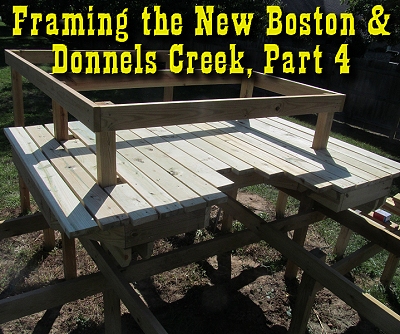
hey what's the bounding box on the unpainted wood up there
[381,253,400,287]
[288,248,326,334]
[99,94,345,131]
[334,226,353,258]
[285,198,314,279]
[52,100,69,141]
[0,213,48,240]
[43,228,56,251]
[5,50,98,131]
[62,232,77,280]
[96,131,117,188]
[80,238,168,334]
[312,112,335,150]
[276,191,288,220]
[103,288,121,334]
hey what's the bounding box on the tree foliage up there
[345,0,400,45]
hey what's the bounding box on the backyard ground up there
[0,189,394,334]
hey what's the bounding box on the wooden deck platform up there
[5,117,400,241]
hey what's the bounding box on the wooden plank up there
[208,120,343,192]
[122,128,228,203]
[5,50,99,131]
[316,205,400,257]
[62,232,77,280]
[383,196,400,216]
[288,248,326,334]
[12,49,55,64]
[271,117,400,176]
[130,127,233,191]
[260,117,392,181]
[179,123,283,180]
[11,68,31,213]
[334,226,353,258]
[285,198,314,279]
[59,70,241,91]
[240,76,254,98]
[105,184,158,226]
[80,238,168,334]
[150,126,231,173]
[381,253,400,287]
[43,228,56,251]
[0,213,49,240]
[253,71,340,96]
[124,209,209,247]
[103,289,121,334]
[68,121,184,218]
[11,148,60,229]
[52,100,69,141]
[26,125,128,230]
[116,134,208,211]
[227,119,368,190]
[220,197,400,334]
[96,131,117,187]
[58,134,158,226]
[276,191,288,219]
[312,111,335,150]
[5,127,99,237]
[99,94,345,131]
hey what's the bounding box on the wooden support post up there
[96,131,117,188]
[240,76,254,98]
[43,228,56,252]
[381,253,400,288]
[104,288,121,334]
[288,248,327,334]
[163,87,174,101]
[11,68,30,213]
[62,233,77,280]
[276,191,288,219]
[334,226,353,259]
[80,238,168,334]
[52,100,69,141]
[285,198,314,279]
[217,188,238,281]
[312,111,335,150]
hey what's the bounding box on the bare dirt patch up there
[0,192,381,333]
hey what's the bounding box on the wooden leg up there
[285,198,314,279]
[217,188,238,281]
[276,191,288,219]
[381,253,400,288]
[104,288,121,334]
[334,226,353,259]
[62,233,77,280]
[43,228,56,251]
[18,176,30,214]
[288,248,326,334]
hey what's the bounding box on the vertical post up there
[11,68,30,213]
[96,131,117,188]
[62,232,77,280]
[217,188,238,281]
[52,100,69,141]
[276,191,288,219]
[381,253,399,288]
[104,288,121,334]
[333,226,353,259]
[288,248,326,334]
[312,112,334,150]
[240,76,254,98]
[163,58,174,101]
[43,228,56,251]
[285,198,314,279]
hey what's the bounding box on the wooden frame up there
[4,49,400,333]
